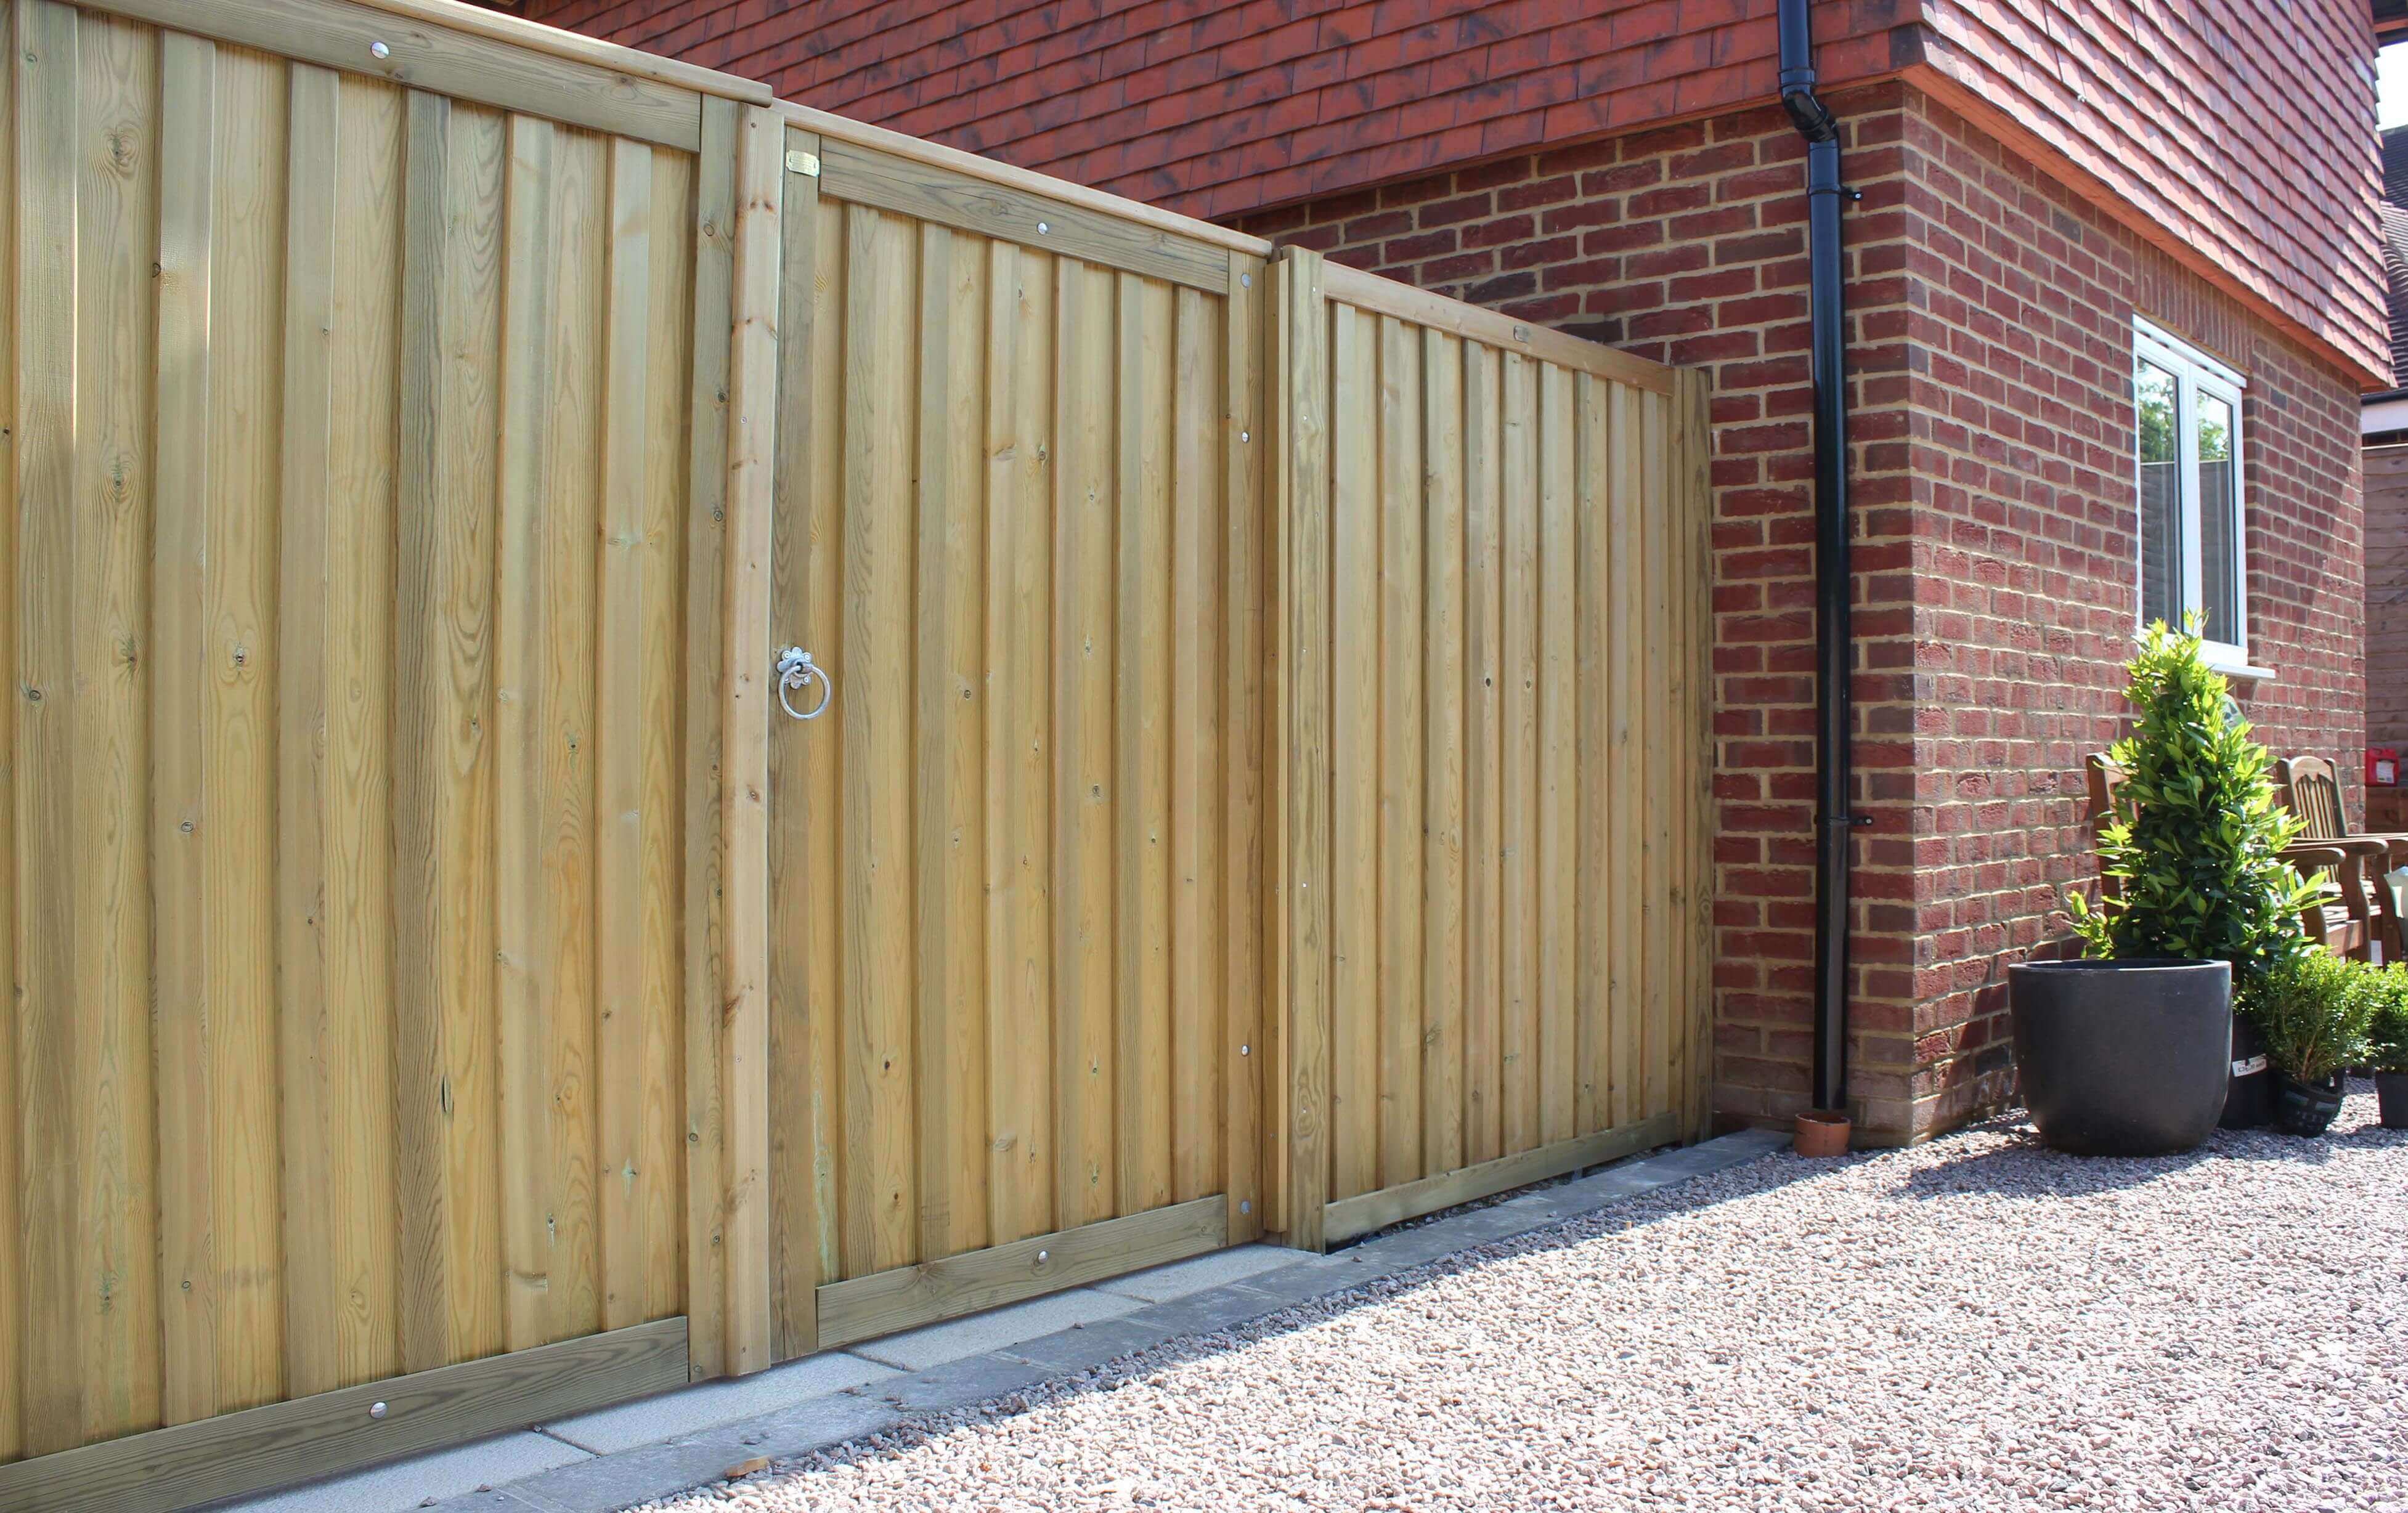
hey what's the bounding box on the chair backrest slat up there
[2277,755,2346,841]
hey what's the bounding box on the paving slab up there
[213,1429,587,1513]
[1090,1243,1300,1303]
[846,1286,1145,1372]
[541,1350,898,1453]
[877,1350,1059,1414]
[396,1132,1784,1513]
[447,1437,773,1513]
[992,1312,1186,1375]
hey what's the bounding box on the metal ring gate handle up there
[775,647,832,721]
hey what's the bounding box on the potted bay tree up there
[2018,622,2322,1156]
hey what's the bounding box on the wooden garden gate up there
[755,109,1271,1362]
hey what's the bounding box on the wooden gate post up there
[1266,247,1330,1252]
[718,100,785,1378]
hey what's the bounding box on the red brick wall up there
[2369,446,2408,756]
[512,0,2386,386]
[513,0,1914,222]
[1235,80,2367,1140]
[1891,92,2366,1135]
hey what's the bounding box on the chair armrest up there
[2353,832,2408,870]
[2321,836,2396,863]
[2281,844,2353,894]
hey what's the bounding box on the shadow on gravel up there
[779,1145,1824,1482]
[1892,1086,2402,1201]
[1892,1129,2222,1200]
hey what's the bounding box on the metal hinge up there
[784,149,820,177]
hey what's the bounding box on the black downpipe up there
[1778,0,1857,1119]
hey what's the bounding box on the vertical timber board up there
[394,83,508,1378]
[1653,379,1688,1136]
[1326,303,1375,1206]
[1605,384,1642,1134]
[765,124,822,1361]
[492,110,559,1359]
[595,129,690,1336]
[319,70,406,1387]
[150,20,216,1435]
[1460,342,1503,1168]
[797,190,845,1288]
[1572,375,1611,1140]
[1373,314,1423,1195]
[1113,271,1173,1220]
[1535,363,1575,1148]
[275,57,344,1400]
[982,235,1056,1251]
[203,37,292,1416]
[17,0,86,1453]
[1051,256,1113,1233]
[594,132,655,1337]
[635,142,697,1328]
[681,93,736,1381]
[1168,281,1223,1209]
[839,200,916,1280]
[78,3,165,1446]
[1222,252,1265,1243]
[914,219,991,1267]
[1641,389,1672,1122]
[0,0,25,1462]
[1260,254,1294,1239]
[1274,248,1328,1252]
[719,101,783,1379]
[1420,331,1466,1179]
[1684,370,1717,1142]
[1497,352,1537,1159]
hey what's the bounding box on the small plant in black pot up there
[2019,623,2322,1156]
[2362,965,2408,1130]
[2250,953,2374,1138]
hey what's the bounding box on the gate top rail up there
[1316,259,1679,395]
[777,99,1275,261]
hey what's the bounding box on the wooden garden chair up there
[2086,755,2370,960]
[2274,754,2408,960]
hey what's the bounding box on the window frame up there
[2131,317,2256,676]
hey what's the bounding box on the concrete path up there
[208,1129,1784,1513]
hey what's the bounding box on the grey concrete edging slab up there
[394,1127,1788,1513]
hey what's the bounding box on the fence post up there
[1267,248,1330,1251]
[718,101,784,1377]
[1682,368,1718,1145]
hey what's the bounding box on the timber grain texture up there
[814,1197,1227,1349]
[1271,257,1713,1249]
[0,0,1710,1496]
[0,1320,688,1513]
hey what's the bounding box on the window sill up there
[2201,652,2277,683]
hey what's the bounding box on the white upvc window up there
[2133,317,2258,676]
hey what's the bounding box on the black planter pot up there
[2273,1073,2346,1138]
[2379,1072,2408,1131]
[2010,959,2232,1156]
[2219,1015,2274,1130]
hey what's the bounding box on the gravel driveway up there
[656,1084,2407,1512]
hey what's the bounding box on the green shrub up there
[2067,619,2321,996]
[2253,953,2376,1083]
[2364,965,2408,1075]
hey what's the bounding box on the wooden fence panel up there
[0,0,722,1477]
[1272,254,1714,1249]
[0,1,1716,1493]
[763,126,1267,1355]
